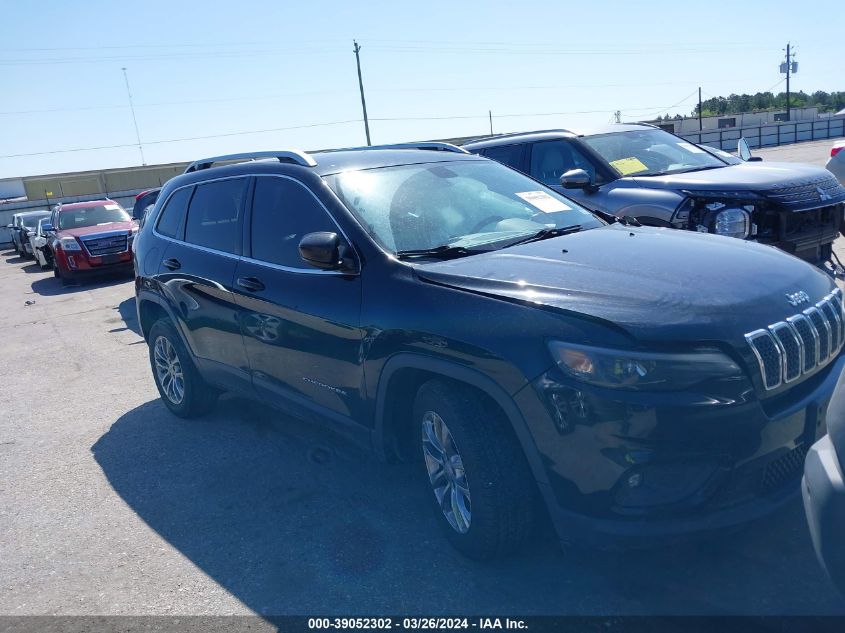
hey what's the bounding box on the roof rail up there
[324,142,469,154]
[460,129,574,145]
[183,150,316,174]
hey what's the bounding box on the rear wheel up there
[148,318,218,418]
[414,379,537,559]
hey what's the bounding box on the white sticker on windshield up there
[677,142,705,154]
[515,191,571,213]
[104,204,121,210]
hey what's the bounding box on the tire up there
[148,318,219,418]
[55,263,73,285]
[414,379,537,559]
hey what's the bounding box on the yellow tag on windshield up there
[609,157,648,176]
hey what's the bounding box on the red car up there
[45,199,137,283]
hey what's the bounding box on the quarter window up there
[156,187,192,239]
[250,177,337,268]
[185,178,247,254]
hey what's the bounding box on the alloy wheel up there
[153,335,185,405]
[421,410,472,534]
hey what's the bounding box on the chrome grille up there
[81,232,129,256]
[746,288,843,390]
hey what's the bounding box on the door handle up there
[163,258,181,271]
[237,277,265,292]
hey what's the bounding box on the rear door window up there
[185,178,248,254]
[480,144,525,170]
[249,177,337,268]
[156,187,193,238]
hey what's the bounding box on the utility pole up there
[352,40,371,146]
[121,67,146,165]
[489,110,493,135]
[780,43,797,122]
[698,87,703,131]
[785,43,791,122]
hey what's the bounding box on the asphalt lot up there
[755,138,837,166]
[2,140,845,617]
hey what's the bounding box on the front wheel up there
[148,318,218,418]
[414,380,538,559]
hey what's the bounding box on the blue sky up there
[0,0,841,178]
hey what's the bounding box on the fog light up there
[627,473,643,488]
[67,255,77,269]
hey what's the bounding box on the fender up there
[373,352,550,487]
[135,286,184,343]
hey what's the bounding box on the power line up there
[0,79,765,117]
[0,119,362,159]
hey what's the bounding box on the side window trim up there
[242,173,359,275]
[154,175,248,256]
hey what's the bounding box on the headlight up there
[713,208,750,239]
[58,236,82,251]
[548,342,742,391]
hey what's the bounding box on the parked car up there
[29,218,54,270]
[804,378,845,596]
[16,210,50,259]
[44,199,136,284]
[6,213,23,253]
[462,124,845,269]
[134,146,844,559]
[132,188,161,222]
[827,140,845,187]
[7,211,49,256]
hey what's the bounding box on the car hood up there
[414,224,834,343]
[58,221,135,238]
[632,162,838,192]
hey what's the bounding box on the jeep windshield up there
[583,129,729,177]
[325,159,603,257]
[58,204,130,229]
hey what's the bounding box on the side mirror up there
[560,168,594,191]
[299,232,350,271]
[41,223,54,233]
[737,138,762,162]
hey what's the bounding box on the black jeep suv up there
[462,125,845,268]
[134,145,845,559]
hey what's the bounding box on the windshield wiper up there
[504,224,583,248]
[395,244,476,260]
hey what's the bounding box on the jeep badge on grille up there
[786,290,811,307]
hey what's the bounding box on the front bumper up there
[515,354,845,547]
[56,248,133,276]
